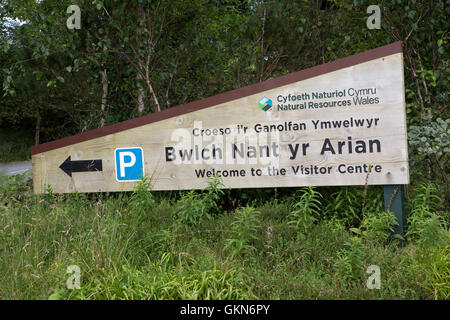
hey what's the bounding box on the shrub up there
[351,211,398,244]
[333,238,366,286]
[288,187,322,237]
[225,206,261,256]
[323,186,384,227]
[175,190,213,233]
[323,187,363,226]
[174,176,224,234]
[129,175,156,216]
[407,183,448,248]
[409,116,449,159]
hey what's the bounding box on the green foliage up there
[225,206,260,256]
[418,245,450,300]
[174,190,213,233]
[1,0,449,299]
[174,176,224,233]
[0,127,33,162]
[407,244,450,300]
[2,0,447,149]
[203,175,225,213]
[409,117,449,181]
[0,170,32,201]
[333,238,366,285]
[62,253,251,300]
[408,214,448,249]
[410,183,443,212]
[129,175,156,216]
[407,184,448,249]
[323,187,363,226]
[323,186,384,227]
[1,176,449,300]
[288,187,322,236]
[351,211,398,244]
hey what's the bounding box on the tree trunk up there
[144,74,161,112]
[101,68,108,127]
[259,6,266,83]
[35,105,40,145]
[144,55,161,112]
[137,72,145,113]
[100,42,108,127]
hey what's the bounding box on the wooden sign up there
[31,42,409,194]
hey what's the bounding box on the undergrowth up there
[0,174,448,300]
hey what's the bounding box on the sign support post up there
[383,185,406,244]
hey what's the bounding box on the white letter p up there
[119,152,136,177]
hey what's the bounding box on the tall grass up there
[0,174,448,300]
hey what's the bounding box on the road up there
[0,161,32,179]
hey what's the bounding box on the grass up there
[0,174,448,300]
[0,127,34,163]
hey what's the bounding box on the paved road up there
[0,161,32,179]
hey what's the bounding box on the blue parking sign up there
[115,147,144,181]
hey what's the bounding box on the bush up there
[225,206,261,256]
[129,175,156,216]
[288,187,322,237]
[351,211,398,244]
[407,183,448,248]
[0,168,448,300]
[333,238,366,286]
[174,176,224,234]
[323,186,384,227]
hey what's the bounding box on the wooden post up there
[384,185,406,243]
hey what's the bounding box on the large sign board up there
[31,42,409,194]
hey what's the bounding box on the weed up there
[407,183,448,248]
[350,211,398,244]
[225,206,260,256]
[174,176,224,234]
[288,187,322,238]
[0,170,448,300]
[333,238,366,286]
[60,253,252,300]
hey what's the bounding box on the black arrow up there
[59,156,103,177]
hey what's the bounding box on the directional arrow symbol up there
[59,156,103,177]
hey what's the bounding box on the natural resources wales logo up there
[258,97,272,111]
